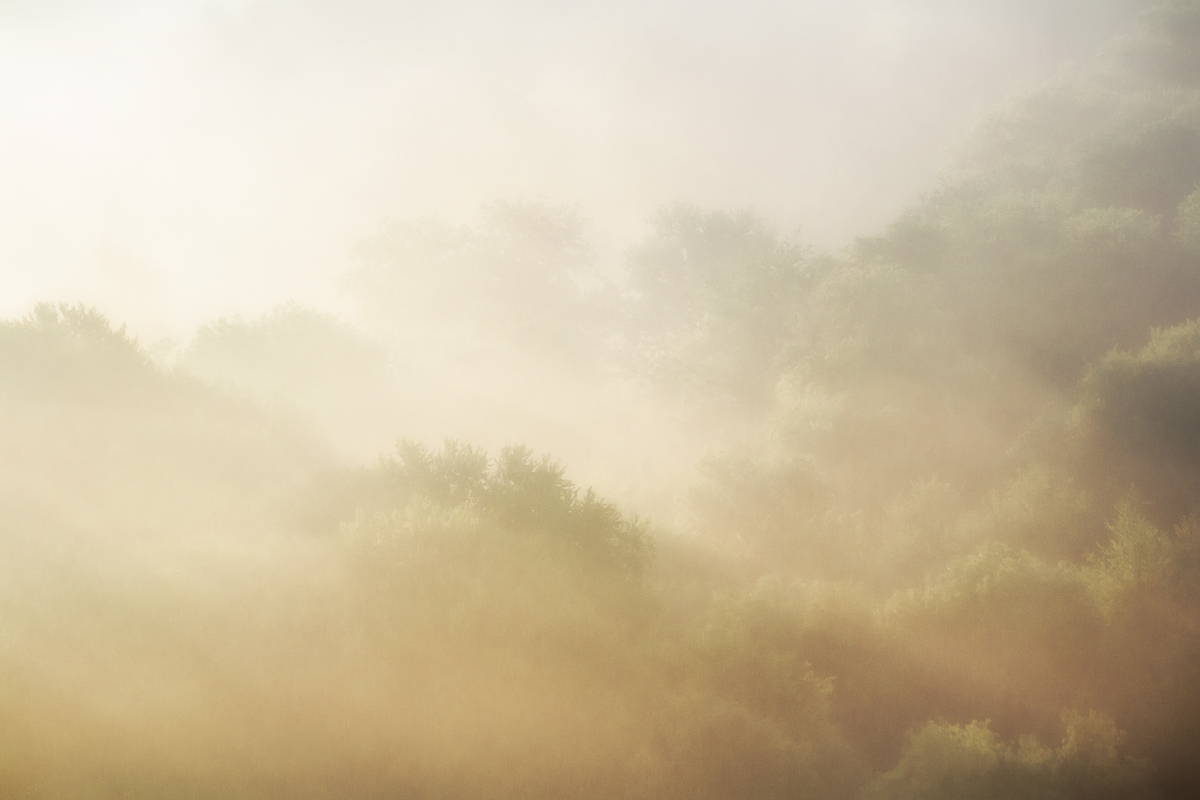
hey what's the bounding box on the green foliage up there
[790,259,951,385]
[979,465,1096,559]
[699,580,833,724]
[184,303,387,397]
[877,479,969,579]
[865,720,1030,800]
[622,205,811,407]
[333,444,875,800]
[1062,317,1200,524]
[1084,501,1177,615]
[178,303,404,456]
[687,452,834,572]
[625,691,848,800]
[841,23,1200,385]
[1129,0,1200,85]
[1175,186,1200,247]
[1081,317,1200,464]
[0,302,152,404]
[16,5,1200,798]
[865,714,1153,800]
[854,181,1191,383]
[1081,121,1200,213]
[886,543,1099,645]
[0,304,327,545]
[621,579,858,800]
[344,440,652,579]
[391,438,490,507]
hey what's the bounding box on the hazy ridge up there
[4,2,1200,798]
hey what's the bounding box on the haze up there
[1,0,1144,337]
[7,1,1200,799]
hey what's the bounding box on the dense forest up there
[6,3,1200,799]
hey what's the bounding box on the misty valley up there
[7,2,1200,799]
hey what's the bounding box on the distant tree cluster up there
[7,3,1200,798]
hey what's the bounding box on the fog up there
[1,0,1146,337]
[6,1,1200,798]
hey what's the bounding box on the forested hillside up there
[4,3,1200,799]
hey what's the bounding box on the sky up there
[0,0,1147,341]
